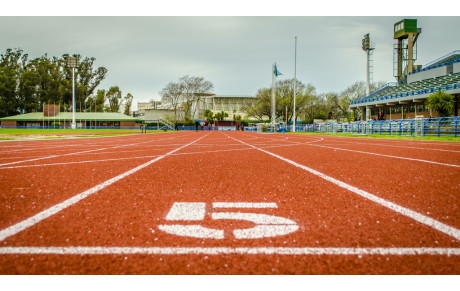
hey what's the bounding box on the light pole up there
[293,36,297,133]
[67,56,78,129]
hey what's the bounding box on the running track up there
[0,131,459,274]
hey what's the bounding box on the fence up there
[245,117,460,137]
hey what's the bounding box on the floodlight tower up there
[362,33,375,120]
[393,19,421,83]
[67,56,79,129]
[362,33,375,95]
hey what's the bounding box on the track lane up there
[0,132,197,229]
[237,132,460,229]
[1,131,459,274]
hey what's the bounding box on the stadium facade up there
[350,19,460,121]
[350,51,460,120]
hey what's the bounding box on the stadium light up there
[67,56,79,129]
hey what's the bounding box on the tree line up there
[0,48,133,118]
[246,79,387,123]
[159,74,387,123]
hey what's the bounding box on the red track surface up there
[0,131,459,274]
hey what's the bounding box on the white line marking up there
[213,202,278,208]
[0,134,208,242]
[308,143,460,168]
[227,134,460,241]
[165,202,206,221]
[212,212,296,225]
[0,132,194,167]
[0,246,459,256]
[158,225,224,239]
[319,139,460,153]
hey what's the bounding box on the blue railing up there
[248,117,460,137]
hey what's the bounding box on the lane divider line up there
[0,246,459,256]
[227,134,460,241]
[0,131,195,167]
[0,134,209,242]
[307,143,460,168]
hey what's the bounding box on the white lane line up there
[0,132,194,167]
[271,134,460,168]
[213,202,278,208]
[307,143,460,168]
[0,156,160,169]
[0,246,459,256]
[0,134,208,242]
[227,134,460,241]
[318,139,460,153]
[0,141,327,170]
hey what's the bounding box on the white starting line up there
[0,246,459,256]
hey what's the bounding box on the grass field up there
[289,131,460,142]
[0,128,142,135]
[0,128,168,140]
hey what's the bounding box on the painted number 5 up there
[158,202,299,239]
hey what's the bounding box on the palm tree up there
[425,91,454,117]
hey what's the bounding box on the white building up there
[135,95,257,122]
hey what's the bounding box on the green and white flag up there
[274,64,282,77]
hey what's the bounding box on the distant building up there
[135,94,257,122]
[0,104,143,128]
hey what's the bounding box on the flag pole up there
[293,36,297,133]
[271,63,276,126]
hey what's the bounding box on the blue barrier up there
[251,117,459,137]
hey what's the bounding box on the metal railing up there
[245,117,460,137]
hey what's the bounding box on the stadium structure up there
[350,19,460,121]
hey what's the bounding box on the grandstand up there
[350,23,460,121]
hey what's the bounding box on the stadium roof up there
[423,50,460,68]
[0,112,143,122]
[350,72,460,108]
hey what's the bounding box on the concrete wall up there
[140,109,184,121]
[454,61,460,73]
[408,65,449,83]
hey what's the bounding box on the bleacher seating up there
[351,71,460,105]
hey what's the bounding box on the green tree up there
[425,90,455,117]
[0,48,27,117]
[106,86,122,112]
[214,111,228,121]
[123,93,134,115]
[203,109,214,123]
[62,54,108,108]
[246,79,316,123]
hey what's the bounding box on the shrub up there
[425,91,454,117]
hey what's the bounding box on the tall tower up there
[362,33,375,95]
[393,19,421,83]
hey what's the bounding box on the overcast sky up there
[1,2,459,110]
